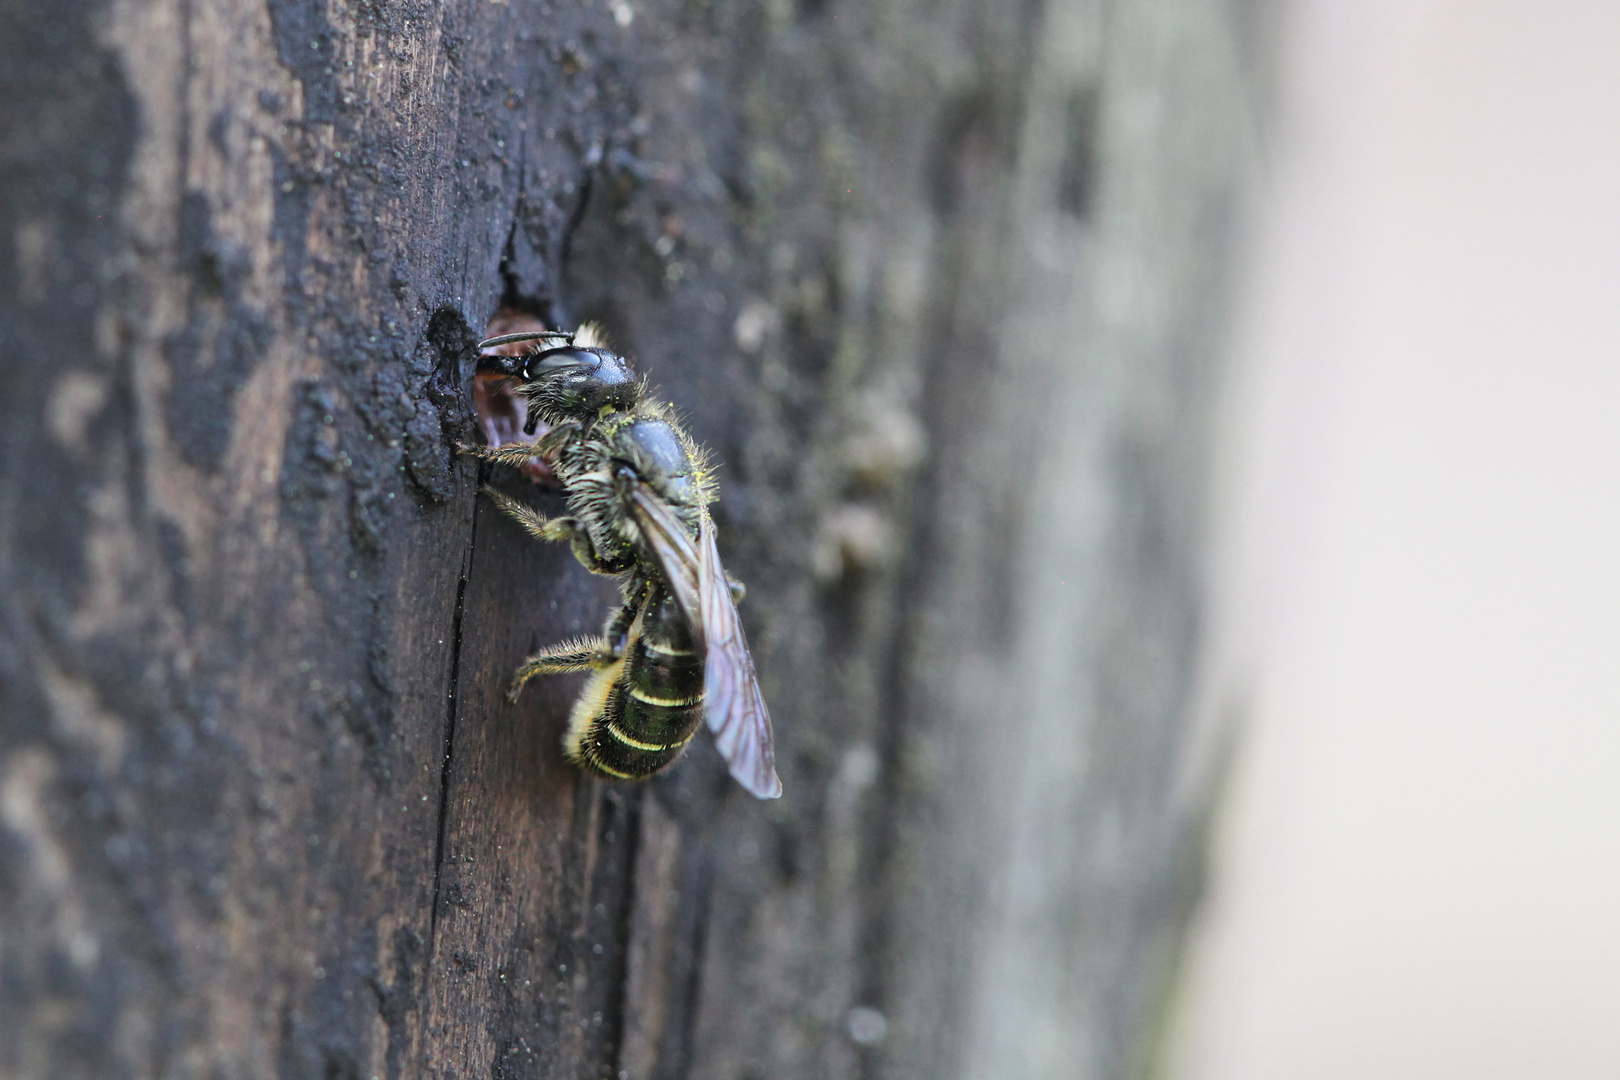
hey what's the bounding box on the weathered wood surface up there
[0,0,1257,1077]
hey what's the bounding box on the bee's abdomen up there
[565,591,705,781]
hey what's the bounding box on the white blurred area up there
[1167,2,1620,1079]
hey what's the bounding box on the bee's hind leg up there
[508,636,613,703]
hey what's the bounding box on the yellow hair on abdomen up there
[561,657,627,772]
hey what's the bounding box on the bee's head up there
[506,346,640,425]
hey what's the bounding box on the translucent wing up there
[625,481,781,799]
[696,520,782,799]
[624,483,704,643]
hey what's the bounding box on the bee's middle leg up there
[480,486,626,575]
[481,486,576,543]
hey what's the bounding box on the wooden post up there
[0,0,1256,1076]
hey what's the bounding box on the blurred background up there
[1168,1,1620,1077]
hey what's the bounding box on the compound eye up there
[521,346,596,380]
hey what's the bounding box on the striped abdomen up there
[564,586,704,780]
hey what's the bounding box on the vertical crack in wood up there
[428,505,479,955]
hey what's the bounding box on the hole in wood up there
[473,308,558,484]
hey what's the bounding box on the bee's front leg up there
[459,441,554,470]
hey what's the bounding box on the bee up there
[464,323,782,799]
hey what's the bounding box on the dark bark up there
[0,0,1258,1077]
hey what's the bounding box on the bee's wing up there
[625,484,782,800]
[624,484,705,644]
[696,521,782,799]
